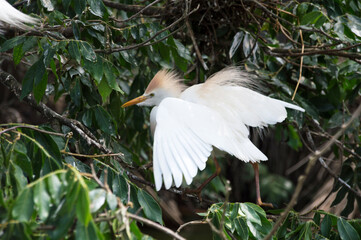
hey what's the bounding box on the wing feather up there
[154,127,173,190]
[153,97,267,190]
[176,129,206,170]
[153,135,164,191]
[161,134,183,188]
[167,135,193,185]
[181,68,305,129]
[172,131,199,178]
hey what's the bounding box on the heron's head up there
[122,70,186,108]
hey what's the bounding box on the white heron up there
[122,67,304,206]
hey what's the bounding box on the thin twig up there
[116,0,163,23]
[0,124,65,137]
[291,28,304,100]
[60,150,123,158]
[127,212,186,240]
[97,5,199,54]
[185,19,208,70]
[103,0,166,15]
[264,102,361,240]
[175,220,206,237]
[91,163,105,188]
[305,130,361,198]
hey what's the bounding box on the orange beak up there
[121,95,148,108]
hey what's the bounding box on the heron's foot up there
[183,187,203,202]
[256,198,274,208]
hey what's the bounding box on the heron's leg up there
[185,156,221,201]
[251,162,273,208]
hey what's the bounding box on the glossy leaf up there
[79,42,96,62]
[137,189,163,224]
[93,106,115,135]
[234,216,249,240]
[76,186,91,226]
[89,188,106,213]
[321,214,332,237]
[337,217,360,240]
[68,41,81,64]
[12,188,34,222]
[0,36,26,52]
[33,180,51,221]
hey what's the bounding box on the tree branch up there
[128,212,186,240]
[304,129,361,198]
[103,0,166,15]
[97,5,199,54]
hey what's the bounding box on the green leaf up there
[235,217,249,240]
[72,21,81,40]
[84,56,103,84]
[240,203,261,225]
[87,0,105,17]
[229,32,244,59]
[20,59,46,99]
[0,36,26,52]
[33,131,62,168]
[68,41,81,64]
[130,221,144,239]
[337,217,360,240]
[76,187,91,226]
[93,106,115,135]
[79,42,96,62]
[111,173,128,202]
[106,192,117,210]
[244,202,266,217]
[137,189,163,224]
[287,124,303,150]
[173,38,192,61]
[300,221,313,240]
[43,47,56,66]
[33,71,48,103]
[70,78,82,107]
[89,189,106,213]
[11,162,28,192]
[13,44,24,66]
[75,219,104,240]
[14,151,33,179]
[347,14,361,37]
[230,202,240,220]
[130,26,139,40]
[98,79,113,103]
[301,11,323,25]
[104,62,122,93]
[33,180,51,221]
[46,174,62,204]
[81,109,94,127]
[12,188,34,222]
[74,0,86,15]
[321,214,332,237]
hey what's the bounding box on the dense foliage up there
[0,0,360,239]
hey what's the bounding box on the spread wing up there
[153,97,267,190]
[188,67,305,128]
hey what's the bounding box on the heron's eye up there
[149,93,155,97]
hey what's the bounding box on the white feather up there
[0,0,38,31]
[167,134,193,185]
[137,67,305,190]
[153,97,268,189]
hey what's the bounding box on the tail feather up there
[0,0,38,31]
